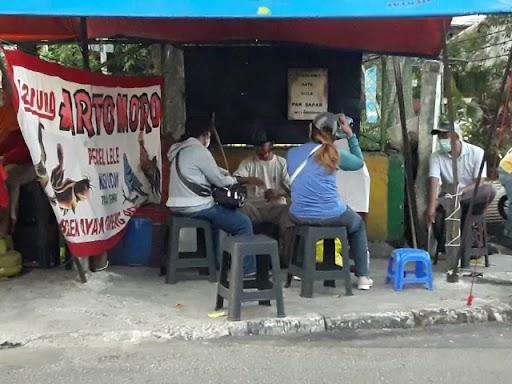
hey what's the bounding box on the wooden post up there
[162,44,186,140]
[442,28,462,283]
[393,58,419,248]
[417,61,442,250]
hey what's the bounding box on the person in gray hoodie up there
[167,117,262,274]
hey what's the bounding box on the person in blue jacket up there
[287,112,372,290]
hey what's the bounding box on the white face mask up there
[438,138,452,153]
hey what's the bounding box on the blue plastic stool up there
[386,248,433,291]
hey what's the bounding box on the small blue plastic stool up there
[386,248,433,291]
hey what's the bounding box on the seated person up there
[0,129,35,235]
[287,112,373,290]
[166,116,262,274]
[427,121,495,257]
[233,129,293,265]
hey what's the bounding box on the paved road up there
[3,323,511,384]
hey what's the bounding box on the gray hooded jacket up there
[166,138,236,213]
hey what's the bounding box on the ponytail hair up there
[310,126,339,174]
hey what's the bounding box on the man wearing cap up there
[233,129,293,265]
[427,121,495,257]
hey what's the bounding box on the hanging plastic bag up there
[316,238,343,267]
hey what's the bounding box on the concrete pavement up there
[1,250,512,346]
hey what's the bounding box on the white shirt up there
[429,141,486,191]
[234,154,290,206]
[334,139,371,213]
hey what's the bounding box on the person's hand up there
[339,114,354,138]
[264,189,279,202]
[238,176,265,187]
[426,206,436,225]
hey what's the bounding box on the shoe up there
[244,271,256,278]
[357,276,373,290]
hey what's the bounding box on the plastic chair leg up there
[228,253,243,321]
[394,259,405,291]
[269,250,286,318]
[166,225,180,284]
[203,226,217,283]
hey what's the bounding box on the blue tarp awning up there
[0,0,511,19]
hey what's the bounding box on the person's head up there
[309,112,342,173]
[185,116,211,147]
[252,129,274,161]
[431,121,462,155]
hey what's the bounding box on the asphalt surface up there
[3,323,512,384]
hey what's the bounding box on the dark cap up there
[251,129,273,146]
[431,121,462,136]
[185,116,211,138]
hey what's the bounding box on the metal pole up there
[393,57,419,248]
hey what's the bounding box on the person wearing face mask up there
[233,129,293,266]
[427,121,495,258]
[167,116,263,275]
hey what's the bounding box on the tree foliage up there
[39,43,154,76]
[448,15,512,163]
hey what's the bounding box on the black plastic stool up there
[166,214,216,284]
[215,235,286,321]
[286,225,353,298]
[461,212,490,268]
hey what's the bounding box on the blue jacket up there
[287,136,364,220]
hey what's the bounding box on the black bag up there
[175,149,246,209]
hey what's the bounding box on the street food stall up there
[0,1,511,283]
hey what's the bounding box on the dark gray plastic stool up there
[461,212,490,268]
[285,225,353,298]
[215,235,286,321]
[166,214,216,284]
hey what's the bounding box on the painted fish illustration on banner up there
[3,49,163,257]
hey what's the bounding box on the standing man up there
[427,121,495,258]
[234,129,293,265]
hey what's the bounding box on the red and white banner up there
[3,50,163,257]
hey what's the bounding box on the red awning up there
[0,16,80,41]
[0,16,449,57]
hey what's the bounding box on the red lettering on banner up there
[116,94,128,133]
[103,96,115,135]
[88,147,119,165]
[74,90,94,137]
[17,80,56,120]
[150,92,161,129]
[92,94,104,135]
[139,93,150,133]
[57,89,161,137]
[60,219,81,237]
[59,89,75,134]
[129,95,139,132]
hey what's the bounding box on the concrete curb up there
[2,303,512,347]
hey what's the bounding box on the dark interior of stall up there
[184,45,362,144]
